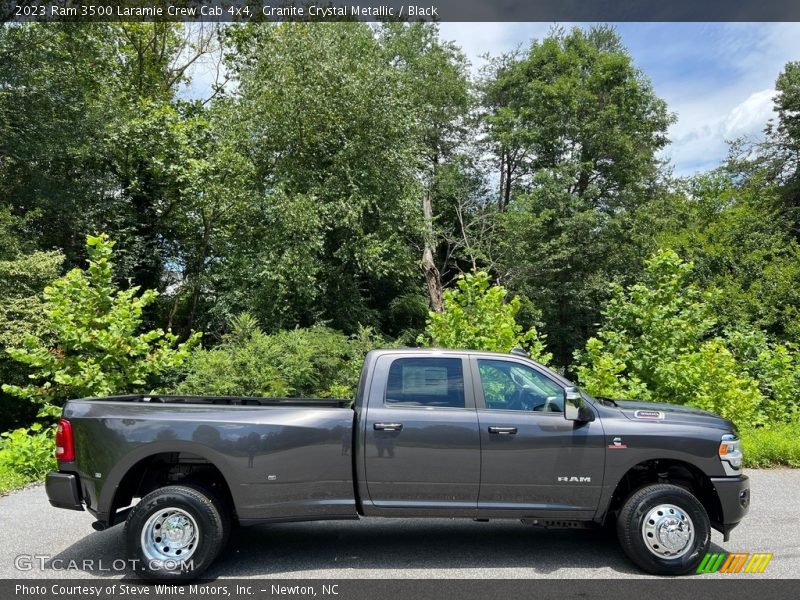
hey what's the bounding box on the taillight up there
[55,418,75,462]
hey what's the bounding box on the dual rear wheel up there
[124,485,229,581]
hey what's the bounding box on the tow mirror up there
[564,387,593,422]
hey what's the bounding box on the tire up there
[124,485,229,581]
[616,483,710,576]
[180,481,233,551]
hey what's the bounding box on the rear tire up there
[124,485,229,581]
[617,483,710,575]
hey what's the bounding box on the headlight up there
[719,433,743,474]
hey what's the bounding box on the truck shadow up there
[46,519,727,578]
[211,519,640,577]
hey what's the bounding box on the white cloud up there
[724,89,775,138]
[662,88,777,172]
[635,24,798,174]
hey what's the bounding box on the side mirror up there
[564,387,593,422]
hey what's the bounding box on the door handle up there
[488,426,517,435]
[374,422,403,431]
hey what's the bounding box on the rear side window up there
[385,358,465,408]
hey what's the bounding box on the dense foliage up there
[0,208,65,431]
[2,235,199,418]
[176,316,390,400]
[0,424,54,486]
[576,252,759,427]
[421,271,552,363]
[1,22,799,482]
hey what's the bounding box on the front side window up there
[478,359,563,412]
[386,357,465,408]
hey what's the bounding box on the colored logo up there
[696,552,773,574]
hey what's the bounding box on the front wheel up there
[617,483,710,575]
[124,485,229,581]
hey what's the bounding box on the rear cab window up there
[385,357,465,408]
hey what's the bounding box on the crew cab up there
[46,348,750,579]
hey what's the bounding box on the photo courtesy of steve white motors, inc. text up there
[14,583,338,597]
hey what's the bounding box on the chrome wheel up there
[641,503,695,559]
[140,508,199,563]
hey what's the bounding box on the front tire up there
[617,483,710,575]
[124,485,229,581]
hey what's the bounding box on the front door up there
[473,357,605,517]
[363,354,481,512]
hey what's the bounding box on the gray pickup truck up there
[46,348,749,580]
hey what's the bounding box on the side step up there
[521,519,594,529]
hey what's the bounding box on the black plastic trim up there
[45,471,84,511]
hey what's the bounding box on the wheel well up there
[604,459,722,526]
[109,452,236,525]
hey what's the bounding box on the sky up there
[184,22,800,177]
[437,22,800,175]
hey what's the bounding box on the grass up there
[741,423,800,468]
[0,467,31,495]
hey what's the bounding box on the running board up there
[521,519,595,529]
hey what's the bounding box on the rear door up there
[473,357,605,517]
[363,353,480,512]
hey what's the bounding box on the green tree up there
[156,99,260,338]
[575,250,764,427]
[214,22,424,332]
[726,61,800,238]
[771,61,800,224]
[637,171,800,343]
[379,22,472,311]
[2,234,199,417]
[421,271,552,362]
[482,26,674,365]
[0,23,222,299]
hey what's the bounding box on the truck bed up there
[62,396,357,525]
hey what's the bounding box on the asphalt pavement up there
[0,469,797,579]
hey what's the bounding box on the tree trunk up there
[183,211,213,338]
[498,150,506,210]
[421,185,443,312]
[503,155,513,210]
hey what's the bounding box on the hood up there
[613,399,736,431]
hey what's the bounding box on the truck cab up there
[356,349,605,518]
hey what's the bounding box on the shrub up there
[176,316,390,399]
[420,271,552,363]
[0,236,64,432]
[2,234,199,418]
[575,250,764,428]
[671,340,763,426]
[0,423,55,483]
[725,329,800,424]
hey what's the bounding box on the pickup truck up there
[45,348,750,580]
